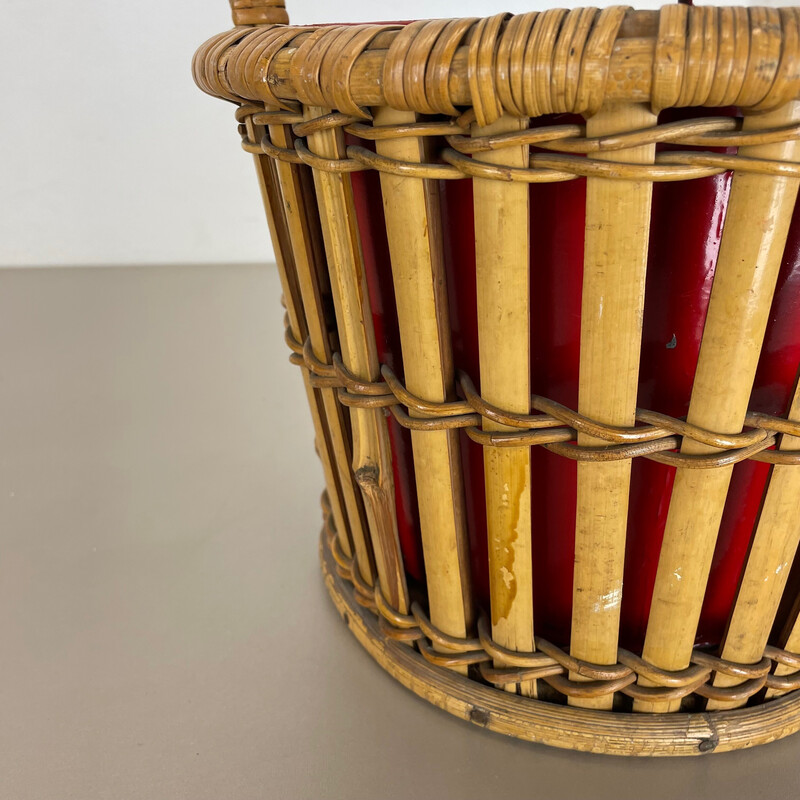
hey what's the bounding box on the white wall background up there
[0,0,788,267]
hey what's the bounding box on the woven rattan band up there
[320,494,800,703]
[236,104,800,183]
[280,321,800,469]
[195,7,800,118]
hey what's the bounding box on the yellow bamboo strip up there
[372,107,472,660]
[707,380,800,710]
[637,101,800,714]
[570,103,657,711]
[303,106,409,613]
[266,120,384,600]
[242,116,355,568]
[472,114,534,697]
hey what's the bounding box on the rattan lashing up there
[322,498,800,703]
[197,4,800,755]
[281,320,797,469]
[196,7,800,117]
[239,105,800,182]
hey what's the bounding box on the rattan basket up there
[195,0,800,755]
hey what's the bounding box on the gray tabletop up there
[2,263,799,799]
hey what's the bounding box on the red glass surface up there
[699,200,800,644]
[622,165,731,650]
[347,110,800,651]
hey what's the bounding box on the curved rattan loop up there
[346,121,468,140]
[617,649,712,687]
[766,645,800,669]
[379,615,423,643]
[322,507,800,703]
[293,139,364,172]
[417,638,491,668]
[448,123,583,153]
[495,12,537,118]
[403,18,453,115]
[374,587,417,630]
[336,391,395,410]
[477,616,559,669]
[442,148,573,183]
[547,672,638,698]
[469,13,509,126]
[530,9,570,118]
[292,112,361,136]
[350,146,463,179]
[411,603,484,653]
[465,426,577,448]
[390,404,481,432]
[382,366,474,418]
[382,20,426,112]
[281,325,800,469]
[332,26,400,119]
[198,27,253,105]
[746,412,800,439]
[239,107,800,184]
[767,672,800,692]
[690,650,773,679]
[478,662,566,686]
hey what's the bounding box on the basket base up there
[320,530,800,756]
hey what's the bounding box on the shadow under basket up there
[196,1,800,755]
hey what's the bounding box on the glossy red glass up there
[348,110,800,651]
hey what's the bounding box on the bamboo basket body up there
[195,2,800,755]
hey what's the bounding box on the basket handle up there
[229,0,288,25]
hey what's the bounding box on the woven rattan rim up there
[282,321,800,469]
[320,517,800,754]
[236,104,800,184]
[195,7,800,119]
[320,493,800,704]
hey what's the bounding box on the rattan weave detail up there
[282,323,800,469]
[320,494,800,703]
[195,7,800,117]
[235,105,800,184]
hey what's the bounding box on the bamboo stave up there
[472,114,535,697]
[372,106,473,666]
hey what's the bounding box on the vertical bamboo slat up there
[637,102,800,714]
[707,379,800,710]
[303,106,409,613]
[372,107,472,654]
[244,117,353,566]
[570,103,656,710]
[265,120,388,600]
[472,114,535,696]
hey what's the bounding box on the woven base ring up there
[320,529,800,757]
